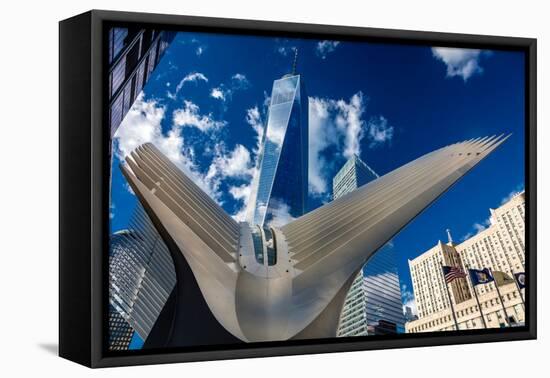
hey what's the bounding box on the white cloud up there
[401,284,418,316]
[115,93,167,158]
[460,183,525,241]
[307,93,393,198]
[124,183,135,195]
[308,97,336,196]
[263,91,271,109]
[461,218,491,241]
[308,92,371,197]
[431,47,488,81]
[246,106,265,155]
[167,71,209,100]
[266,199,296,228]
[207,143,257,222]
[231,204,249,222]
[180,37,207,56]
[500,184,524,205]
[210,87,225,101]
[227,106,267,223]
[229,175,257,223]
[109,202,115,219]
[232,73,249,86]
[210,73,251,103]
[277,45,295,56]
[176,72,208,98]
[206,144,254,180]
[367,116,394,148]
[224,105,267,223]
[316,40,340,59]
[229,183,252,202]
[228,182,254,222]
[172,100,226,132]
[335,92,366,159]
[473,220,490,233]
[114,93,221,201]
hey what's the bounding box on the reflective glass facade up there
[332,155,378,200]
[109,204,176,346]
[334,155,406,336]
[249,74,308,227]
[337,272,368,336]
[363,247,406,334]
[108,304,134,351]
[250,225,278,266]
[108,27,176,136]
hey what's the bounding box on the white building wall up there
[406,192,526,333]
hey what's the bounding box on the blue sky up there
[110,31,525,315]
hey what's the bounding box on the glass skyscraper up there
[108,27,176,136]
[333,155,406,336]
[363,247,406,334]
[332,155,379,200]
[247,68,308,228]
[109,204,176,348]
[108,304,134,351]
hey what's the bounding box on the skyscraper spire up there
[292,47,298,75]
[446,228,454,245]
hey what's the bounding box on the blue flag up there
[514,272,526,289]
[469,268,494,286]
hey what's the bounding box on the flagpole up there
[490,268,511,327]
[465,264,487,328]
[511,269,526,310]
[440,261,460,331]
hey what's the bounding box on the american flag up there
[442,265,466,283]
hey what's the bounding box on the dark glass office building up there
[108,27,176,136]
[248,72,308,227]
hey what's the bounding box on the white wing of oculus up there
[121,136,509,343]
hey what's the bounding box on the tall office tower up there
[108,27,176,136]
[108,304,135,351]
[337,273,367,336]
[406,192,526,332]
[334,155,406,336]
[332,155,378,200]
[409,240,472,319]
[247,52,308,227]
[109,204,176,345]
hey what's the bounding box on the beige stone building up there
[408,241,471,319]
[406,191,526,333]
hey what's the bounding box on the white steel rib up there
[121,135,509,342]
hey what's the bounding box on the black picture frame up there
[59,9,537,368]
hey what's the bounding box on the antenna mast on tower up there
[446,228,454,245]
[292,47,298,75]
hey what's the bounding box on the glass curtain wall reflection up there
[108,27,176,136]
[248,73,308,227]
[334,155,406,336]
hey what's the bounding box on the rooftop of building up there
[332,154,379,185]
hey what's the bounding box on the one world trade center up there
[247,50,309,228]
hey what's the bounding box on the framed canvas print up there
[59,10,536,368]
